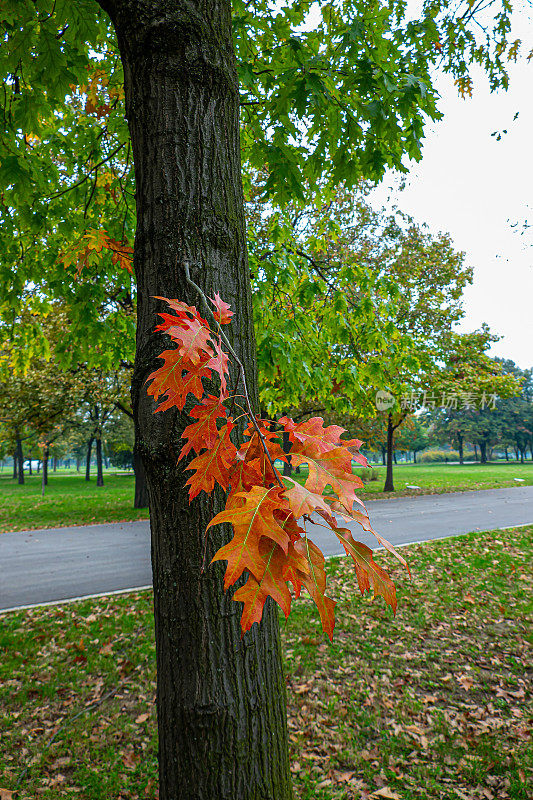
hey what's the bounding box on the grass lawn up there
[1,461,532,535]
[0,471,146,534]
[299,461,533,499]
[1,527,530,799]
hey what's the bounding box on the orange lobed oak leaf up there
[291,449,365,515]
[185,421,237,499]
[282,477,332,518]
[331,527,397,613]
[210,292,233,325]
[146,349,211,412]
[179,395,228,459]
[233,540,292,632]
[292,537,336,640]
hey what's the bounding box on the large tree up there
[0,1,521,797]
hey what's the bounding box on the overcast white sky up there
[370,9,533,369]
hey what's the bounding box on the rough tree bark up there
[12,450,17,480]
[383,413,395,492]
[133,447,149,508]
[479,441,487,463]
[97,2,293,798]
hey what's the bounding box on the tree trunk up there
[383,414,395,492]
[37,460,41,474]
[133,446,149,509]
[76,455,81,472]
[413,450,417,464]
[13,450,17,479]
[393,451,397,465]
[479,441,487,463]
[16,436,24,485]
[42,445,49,488]
[514,446,519,461]
[85,437,94,481]
[381,447,386,466]
[28,454,32,475]
[504,446,509,461]
[102,2,293,798]
[96,436,104,487]
[457,433,464,465]
[282,429,293,477]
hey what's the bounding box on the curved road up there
[1,486,532,612]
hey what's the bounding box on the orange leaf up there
[210,292,233,325]
[292,536,336,639]
[280,416,346,457]
[179,395,228,459]
[233,541,292,632]
[283,477,331,518]
[146,349,211,411]
[209,485,290,556]
[291,450,364,515]
[331,527,397,613]
[185,422,237,499]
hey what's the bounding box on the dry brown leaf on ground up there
[370,788,402,799]
[0,789,15,800]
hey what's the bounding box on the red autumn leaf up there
[283,477,332,518]
[291,449,364,515]
[233,541,292,632]
[179,395,228,459]
[146,349,211,412]
[210,291,233,325]
[331,527,397,613]
[208,485,291,562]
[166,315,215,366]
[280,416,346,457]
[292,537,336,640]
[185,422,237,499]
[205,336,230,397]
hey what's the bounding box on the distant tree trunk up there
[133,447,149,509]
[96,436,104,487]
[16,436,24,485]
[479,441,487,463]
[383,414,395,492]
[53,457,58,472]
[76,455,81,472]
[28,453,32,475]
[381,447,386,466]
[42,445,49,489]
[413,450,417,464]
[85,437,94,481]
[457,433,464,465]
[37,460,41,474]
[393,451,397,465]
[282,429,293,477]
[519,447,525,464]
[13,450,17,479]
[474,444,479,462]
[504,446,509,461]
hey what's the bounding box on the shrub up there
[418,450,460,463]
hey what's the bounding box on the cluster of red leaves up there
[146,296,407,639]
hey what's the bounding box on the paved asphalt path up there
[1,486,532,612]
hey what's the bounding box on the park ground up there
[1,461,533,534]
[0,526,530,800]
